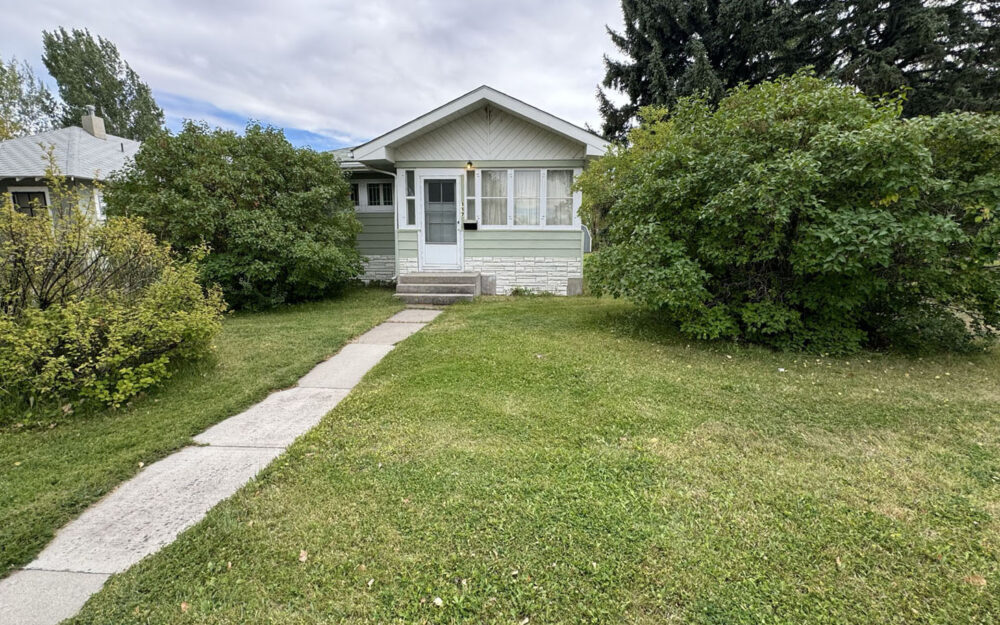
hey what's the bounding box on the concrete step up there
[396,283,477,295]
[394,293,474,306]
[398,272,480,286]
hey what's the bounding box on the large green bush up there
[105,122,363,309]
[0,175,224,422]
[581,72,1000,353]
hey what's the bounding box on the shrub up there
[105,121,363,309]
[0,172,225,422]
[582,72,1000,353]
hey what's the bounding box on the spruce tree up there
[600,0,1000,140]
[42,28,164,141]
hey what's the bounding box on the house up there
[0,107,140,217]
[338,86,609,300]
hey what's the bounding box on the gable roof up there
[349,85,610,163]
[0,126,141,181]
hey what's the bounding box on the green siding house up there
[338,86,609,298]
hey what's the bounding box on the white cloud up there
[1,0,625,146]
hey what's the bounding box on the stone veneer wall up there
[360,254,396,282]
[463,257,582,295]
[398,257,419,276]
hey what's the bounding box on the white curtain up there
[514,170,540,225]
[546,170,573,225]
[482,170,507,225]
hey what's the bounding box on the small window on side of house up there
[10,191,47,217]
[350,183,359,206]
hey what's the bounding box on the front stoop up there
[394,272,480,305]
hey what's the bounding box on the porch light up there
[466,160,474,170]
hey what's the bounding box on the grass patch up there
[0,287,402,575]
[69,297,999,623]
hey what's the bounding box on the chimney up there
[81,105,106,140]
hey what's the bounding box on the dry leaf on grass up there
[964,574,987,587]
[298,549,308,563]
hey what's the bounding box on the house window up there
[465,170,476,222]
[514,170,540,226]
[367,182,394,207]
[10,190,48,217]
[350,183,359,206]
[405,170,416,226]
[546,170,573,225]
[481,169,508,225]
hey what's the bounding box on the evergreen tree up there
[600,0,1000,140]
[599,0,801,141]
[42,28,164,141]
[0,55,62,139]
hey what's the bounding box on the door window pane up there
[546,170,574,225]
[514,170,540,226]
[424,180,457,243]
[481,170,507,225]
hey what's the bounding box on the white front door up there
[420,177,461,269]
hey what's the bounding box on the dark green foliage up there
[582,73,1000,353]
[42,27,164,140]
[600,0,1000,140]
[105,122,363,310]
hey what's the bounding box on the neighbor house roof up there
[347,85,610,164]
[0,126,140,181]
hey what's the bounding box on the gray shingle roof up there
[0,126,141,181]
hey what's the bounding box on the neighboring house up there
[0,107,140,218]
[339,85,609,298]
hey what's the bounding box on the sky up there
[1,0,626,150]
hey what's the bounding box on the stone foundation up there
[361,255,395,282]
[462,256,582,295]
[397,257,419,276]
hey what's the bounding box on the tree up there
[0,55,62,139]
[599,0,1000,140]
[805,0,1000,117]
[598,0,804,141]
[104,122,363,310]
[582,73,1000,353]
[42,28,164,141]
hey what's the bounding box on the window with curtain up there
[481,169,507,225]
[546,170,573,225]
[514,170,540,225]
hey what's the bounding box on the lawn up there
[70,296,999,624]
[0,287,403,576]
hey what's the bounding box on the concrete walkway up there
[0,308,441,625]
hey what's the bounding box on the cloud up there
[2,0,625,149]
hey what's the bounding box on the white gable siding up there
[394,105,585,162]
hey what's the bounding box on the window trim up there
[351,178,395,213]
[475,168,582,230]
[8,186,51,217]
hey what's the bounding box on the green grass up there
[0,287,403,576]
[71,297,999,624]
